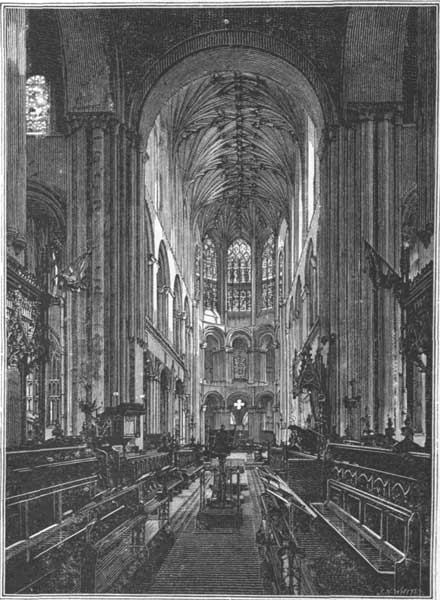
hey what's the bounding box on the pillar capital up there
[345,102,403,125]
[65,111,120,135]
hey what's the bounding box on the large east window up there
[227,239,251,312]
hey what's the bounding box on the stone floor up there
[150,453,265,595]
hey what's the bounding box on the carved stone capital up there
[65,111,120,135]
[7,228,26,255]
[345,102,403,125]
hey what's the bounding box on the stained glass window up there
[262,234,275,309]
[227,239,251,311]
[26,75,50,135]
[203,237,218,311]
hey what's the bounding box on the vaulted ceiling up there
[160,71,306,245]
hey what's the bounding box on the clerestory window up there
[26,75,50,135]
[262,233,275,309]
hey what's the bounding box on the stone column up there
[66,115,90,435]
[107,122,121,412]
[225,345,233,382]
[152,373,159,434]
[66,112,123,430]
[250,219,257,327]
[416,7,436,239]
[150,258,159,324]
[339,103,402,436]
[6,8,26,259]
[89,115,107,414]
[165,286,174,341]
[377,105,403,434]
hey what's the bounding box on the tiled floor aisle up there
[150,461,265,595]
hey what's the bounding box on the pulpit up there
[196,429,242,530]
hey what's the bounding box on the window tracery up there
[262,234,275,309]
[26,75,50,135]
[203,237,218,311]
[227,239,251,311]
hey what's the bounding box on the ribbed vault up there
[158,71,306,243]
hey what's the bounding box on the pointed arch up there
[157,241,170,335]
[145,204,154,318]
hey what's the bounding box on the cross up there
[234,398,245,410]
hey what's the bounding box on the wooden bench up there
[312,479,415,575]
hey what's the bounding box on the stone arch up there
[157,240,170,286]
[258,332,275,351]
[131,32,334,139]
[27,179,66,233]
[226,390,252,411]
[226,328,252,349]
[157,240,170,334]
[144,204,154,317]
[204,331,222,384]
[203,326,225,349]
[256,325,275,348]
[203,390,224,410]
[255,390,275,410]
[26,180,67,295]
[203,391,225,433]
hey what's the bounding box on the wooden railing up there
[7,445,98,496]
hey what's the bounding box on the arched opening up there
[227,392,251,447]
[157,242,170,336]
[204,334,219,384]
[203,392,225,443]
[256,392,275,441]
[145,206,154,319]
